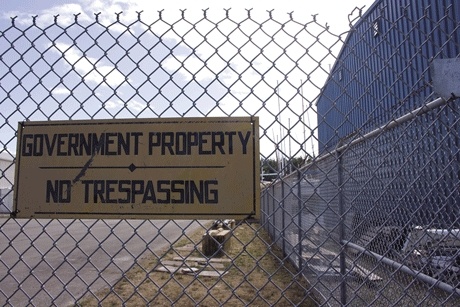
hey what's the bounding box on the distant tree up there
[261,155,312,179]
[261,158,278,181]
[291,156,305,169]
[284,155,312,174]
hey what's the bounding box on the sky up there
[0,0,373,159]
[1,1,372,29]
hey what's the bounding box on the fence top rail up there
[309,96,447,165]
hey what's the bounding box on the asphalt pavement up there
[0,218,207,306]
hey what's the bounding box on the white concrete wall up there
[0,188,13,213]
[0,151,15,189]
[0,151,15,212]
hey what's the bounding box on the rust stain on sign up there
[13,117,260,219]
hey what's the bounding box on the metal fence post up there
[272,184,276,238]
[262,189,266,227]
[337,149,347,306]
[282,179,286,256]
[297,170,303,271]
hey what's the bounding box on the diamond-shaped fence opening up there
[2,2,460,306]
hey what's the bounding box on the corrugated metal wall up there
[317,0,460,152]
[317,0,460,228]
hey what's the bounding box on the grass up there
[78,222,318,306]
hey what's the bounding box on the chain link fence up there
[1,2,460,306]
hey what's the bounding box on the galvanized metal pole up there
[297,170,303,271]
[274,184,277,239]
[314,97,447,164]
[337,148,347,306]
[282,179,286,256]
[343,241,460,296]
[272,185,276,238]
[263,189,268,227]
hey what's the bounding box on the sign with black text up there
[13,117,260,219]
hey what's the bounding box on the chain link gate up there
[1,1,460,306]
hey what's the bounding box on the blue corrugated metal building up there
[316,0,460,228]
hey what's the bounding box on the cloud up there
[2,0,370,31]
[144,6,351,103]
[4,3,92,27]
[128,100,147,111]
[162,55,215,82]
[105,100,123,109]
[85,66,125,87]
[51,42,126,88]
[104,99,146,112]
[52,87,71,95]
[3,0,368,92]
[1,0,370,157]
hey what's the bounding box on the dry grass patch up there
[79,223,318,306]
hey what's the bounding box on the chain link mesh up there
[1,3,460,306]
